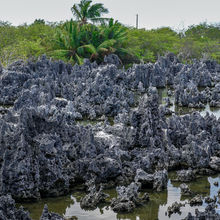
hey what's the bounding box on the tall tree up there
[71,0,109,25]
[52,20,87,64]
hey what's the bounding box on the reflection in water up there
[158,87,220,119]
[158,180,204,220]
[65,196,117,220]
[75,88,220,127]
[18,195,74,220]
[20,175,220,220]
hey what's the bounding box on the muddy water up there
[133,88,220,119]
[20,174,220,220]
[157,87,220,119]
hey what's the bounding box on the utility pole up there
[136,14,138,29]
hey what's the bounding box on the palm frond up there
[97,39,116,51]
[71,0,109,24]
[71,5,83,21]
[88,3,109,18]
[79,44,97,55]
[80,0,92,20]
[49,49,71,60]
[75,53,84,65]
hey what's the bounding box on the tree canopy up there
[71,0,109,25]
[0,1,219,66]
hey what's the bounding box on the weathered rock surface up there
[176,169,196,182]
[80,184,109,209]
[204,196,217,204]
[167,201,184,216]
[0,54,220,215]
[166,112,220,170]
[111,182,149,213]
[104,54,121,67]
[40,204,64,220]
[189,195,203,206]
[153,170,168,191]
[180,183,192,196]
[175,82,207,107]
[134,169,168,191]
[210,157,220,171]
[185,203,220,220]
[0,195,31,220]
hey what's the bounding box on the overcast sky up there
[0,0,219,30]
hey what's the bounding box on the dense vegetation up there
[0,0,219,66]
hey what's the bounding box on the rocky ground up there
[0,53,220,219]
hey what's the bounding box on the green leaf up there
[79,44,97,55]
[97,39,116,50]
[75,53,84,65]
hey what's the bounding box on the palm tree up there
[71,0,109,25]
[50,19,131,65]
[100,19,131,60]
[100,19,127,44]
[80,19,130,62]
[51,20,89,65]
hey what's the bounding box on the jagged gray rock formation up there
[189,195,203,206]
[185,203,220,220]
[110,182,149,213]
[104,54,121,66]
[134,169,168,191]
[176,169,196,182]
[80,184,109,209]
[209,157,220,171]
[40,204,64,220]
[0,195,31,220]
[180,183,192,195]
[211,83,220,106]
[0,54,220,216]
[204,196,217,204]
[175,81,207,107]
[166,112,220,170]
[167,201,184,216]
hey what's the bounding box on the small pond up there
[19,174,220,220]
[158,87,220,119]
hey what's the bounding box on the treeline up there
[0,19,220,66]
[124,22,220,64]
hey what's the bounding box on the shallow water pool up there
[20,174,220,220]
